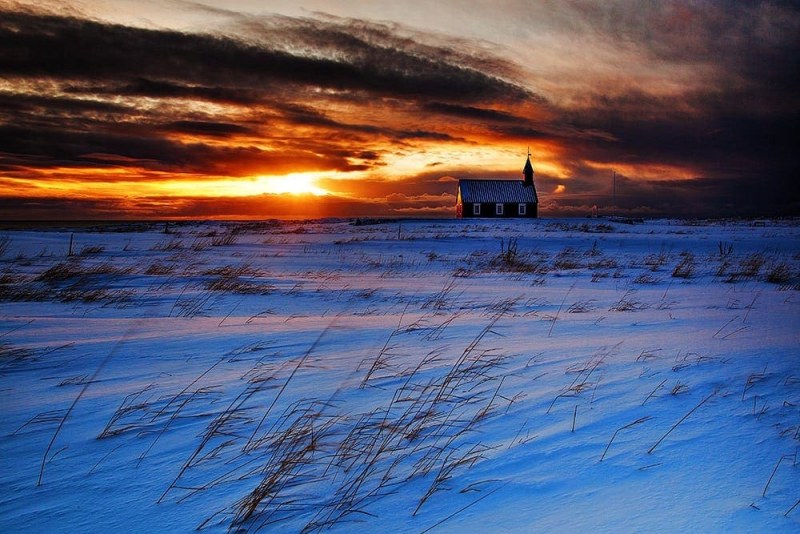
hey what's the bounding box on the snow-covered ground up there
[1,218,799,532]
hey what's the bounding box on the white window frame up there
[496,203,504,215]
[473,203,481,215]
[518,203,526,216]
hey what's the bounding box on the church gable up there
[455,151,539,218]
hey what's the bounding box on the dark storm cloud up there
[0,125,360,175]
[67,79,266,106]
[548,3,800,173]
[557,91,800,188]
[542,174,800,219]
[0,195,134,221]
[275,103,458,142]
[0,91,130,115]
[162,120,255,138]
[0,10,529,103]
[423,102,523,123]
[569,0,800,105]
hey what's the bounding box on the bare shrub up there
[718,241,733,256]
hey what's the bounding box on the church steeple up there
[522,147,534,186]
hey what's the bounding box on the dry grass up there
[147,307,519,531]
[588,257,618,270]
[0,235,10,257]
[671,252,695,279]
[145,261,176,276]
[599,416,652,461]
[648,390,716,454]
[7,220,799,529]
[610,289,647,312]
[634,273,662,285]
[487,238,548,275]
[762,453,797,497]
[726,253,766,283]
[31,260,135,303]
[567,299,597,313]
[204,263,274,295]
[151,239,184,252]
[766,263,792,285]
[0,260,138,304]
[644,249,670,271]
[553,247,582,270]
[79,245,105,256]
[210,233,238,247]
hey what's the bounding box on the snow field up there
[0,218,799,532]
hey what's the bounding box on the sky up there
[1,0,798,219]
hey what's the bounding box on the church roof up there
[458,179,538,204]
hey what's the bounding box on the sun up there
[253,173,330,196]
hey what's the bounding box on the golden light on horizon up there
[250,174,330,196]
[1,170,334,199]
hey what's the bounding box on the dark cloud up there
[574,1,800,103]
[0,91,130,115]
[66,79,266,106]
[275,102,458,142]
[162,120,255,138]
[0,125,361,175]
[0,10,529,103]
[541,173,800,219]
[556,91,800,193]
[423,102,523,123]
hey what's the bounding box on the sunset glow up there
[248,175,330,196]
[0,1,796,219]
